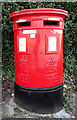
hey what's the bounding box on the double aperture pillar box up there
[9,8,68,113]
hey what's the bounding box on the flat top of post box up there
[9,8,68,20]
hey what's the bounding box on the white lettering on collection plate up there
[19,38,26,52]
[48,37,56,51]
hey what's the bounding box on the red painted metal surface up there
[9,8,68,88]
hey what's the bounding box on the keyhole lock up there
[40,52,42,54]
[32,52,34,54]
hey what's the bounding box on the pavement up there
[2,94,75,119]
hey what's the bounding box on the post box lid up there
[9,8,68,20]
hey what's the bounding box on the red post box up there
[9,8,68,113]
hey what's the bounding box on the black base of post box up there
[14,82,63,114]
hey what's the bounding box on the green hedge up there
[2,2,76,86]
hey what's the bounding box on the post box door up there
[15,33,38,88]
[36,30,62,88]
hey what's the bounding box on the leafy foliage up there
[2,2,76,87]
